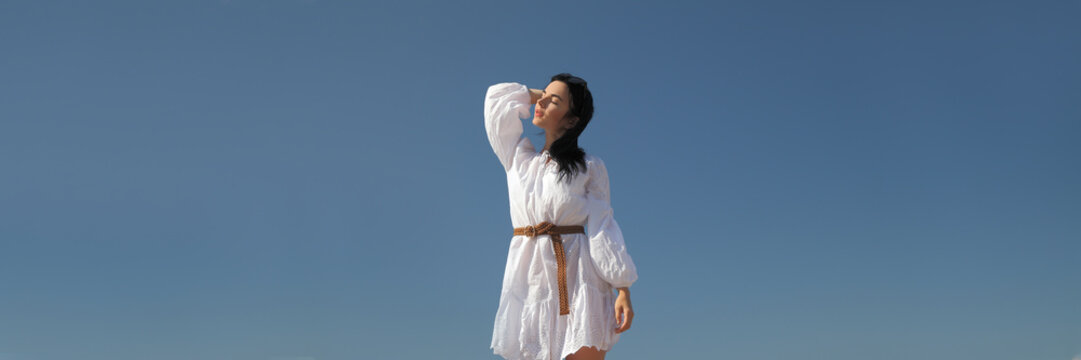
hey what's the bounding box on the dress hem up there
[491,342,615,360]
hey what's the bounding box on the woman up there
[485,73,638,360]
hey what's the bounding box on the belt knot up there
[522,221,555,237]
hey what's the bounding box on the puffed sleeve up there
[585,156,639,288]
[484,82,535,172]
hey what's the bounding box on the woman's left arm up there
[584,157,639,288]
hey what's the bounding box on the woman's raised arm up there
[483,82,534,172]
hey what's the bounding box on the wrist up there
[528,88,543,104]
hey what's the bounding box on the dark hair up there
[544,73,594,183]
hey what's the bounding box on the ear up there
[565,115,579,129]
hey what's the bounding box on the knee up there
[566,345,606,360]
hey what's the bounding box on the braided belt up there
[513,221,585,316]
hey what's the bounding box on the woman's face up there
[532,80,578,134]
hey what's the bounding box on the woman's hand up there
[529,88,544,105]
[614,287,634,334]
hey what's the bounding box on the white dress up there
[484,82,639,360]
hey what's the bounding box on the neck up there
[543,130,564,153]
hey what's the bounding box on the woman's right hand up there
[529,88,544,105]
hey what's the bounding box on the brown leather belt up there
[513,221,585,316]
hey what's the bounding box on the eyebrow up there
[542,90,565,102]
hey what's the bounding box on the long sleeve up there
[484,82,534,172]
[585,156,638,289]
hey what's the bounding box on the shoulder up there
[582,153,611,196]
[585,152,604,166]
[584,153,609,179]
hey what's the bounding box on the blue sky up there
[1,1,1078,359]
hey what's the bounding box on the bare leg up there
[565,345,606,360]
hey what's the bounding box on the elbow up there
[608,272,637,289]
[594,259,638,289]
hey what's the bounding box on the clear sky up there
[1,1,1079,359]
